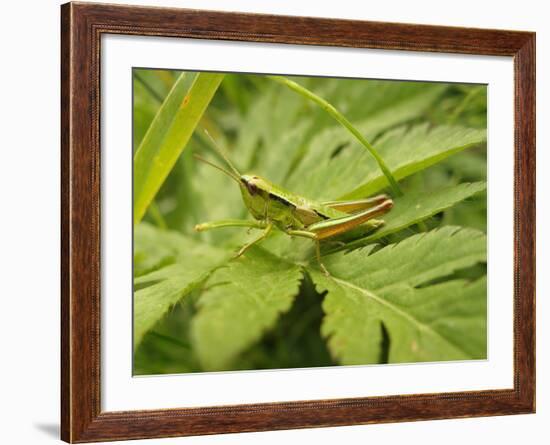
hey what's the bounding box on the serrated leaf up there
[133,224,230,350]
[318,78,446,123]
[339,182,487,250]
[192,249,303,371]
[256,120,312,184]
[341,125,487,199]
[311,226,486,365]
[134,222,187,276]
[289,124,486,201]
[239,80,445,190]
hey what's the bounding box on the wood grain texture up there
[60,2,536,442]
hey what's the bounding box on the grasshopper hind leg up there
[285,229,331,276]
[315,240,331,277]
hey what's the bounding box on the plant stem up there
[267,75,403,197]
[147,200,167,229]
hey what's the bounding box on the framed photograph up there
[61,2,535,442]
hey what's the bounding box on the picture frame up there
[61,1,535,442]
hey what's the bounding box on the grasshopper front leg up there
[235,222,273,257]
[195,219,268,232]
[194,219,273,258]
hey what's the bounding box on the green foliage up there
[313,227,487,364]
[133,72,487,374]
[133,224,230,349]
[269,75,402,196]
[192,249,303,370]
[288,124,486,201]
[134,72,225,224]
[345,181,487,247]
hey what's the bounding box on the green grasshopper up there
[194,134,393,275]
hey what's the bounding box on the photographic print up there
[132,70,488,375]
[61,4,535,440]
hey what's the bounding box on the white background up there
[0,0,546,444]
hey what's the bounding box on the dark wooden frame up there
[61,1,536,442]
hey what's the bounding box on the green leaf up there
[133,224,230,350]
[134,72,225,224]
[312,226,487,365]
[317,78,446,123]
[240,79,446,187]
[269,75,403,196]
[255,120,312,184]
[339,182,487,250]
[341,124,487,199]
[232,82,305,172]
[191,249,303,371]
[134,221,181,277]
[289,124,486,201]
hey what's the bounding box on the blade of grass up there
[134,72,225,224]
[267,75,403,197]
[147,200,167,230]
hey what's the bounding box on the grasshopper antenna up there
[193,154,241,183]
[203,129,241,177]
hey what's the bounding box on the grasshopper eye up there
[240,177,258,195]
[246,182,258,195]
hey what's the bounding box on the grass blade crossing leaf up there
[340,124,486,199]
[246,80,446,185]
[192,249,303,371]
[311,227,487,365]
[134,72,225,224]
[288,124,486,201]
[268,75,403,196]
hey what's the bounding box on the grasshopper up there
[194,134,393,275]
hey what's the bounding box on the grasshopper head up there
[240,174,270,196]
